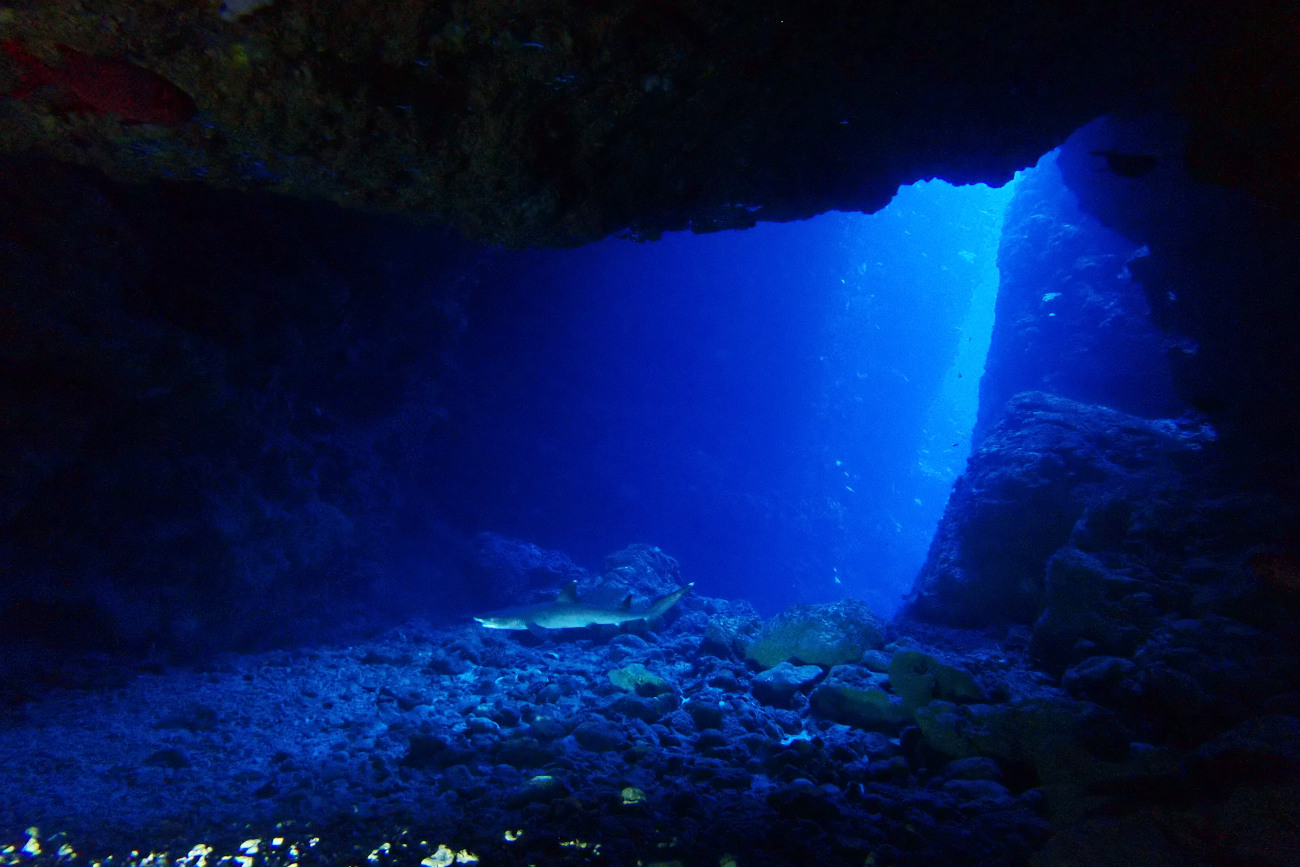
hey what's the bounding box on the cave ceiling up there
[0,0,1294,247]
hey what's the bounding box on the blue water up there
[431,179,1015,617]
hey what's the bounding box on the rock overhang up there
[1,0,1291,248]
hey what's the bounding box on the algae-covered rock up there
[1188,715,1300,787]
[609,663,673,697]
[809,667,911,734]
[861,649,893,673]
[1061,655,1137,702]
[888,649,987,711]
[572,720,628,752]
[915,699,1082,768]
[904,395,1215,629]
[684,699,725,731]
[599,544,684,603]
[745,599,884,669]
[916,698,1144,787]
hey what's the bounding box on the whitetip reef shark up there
[474,581,694,631]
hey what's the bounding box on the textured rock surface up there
[974,150,1179,443]
[744,598,884,669]
[0,600,1059,864]
[808,667,911,733]
[903,392,1214,627]
[1,573,1296,864]
[1056,112,1300,474]
[888,649,987,711]
[0,1,1290,246]
[467,532,588,610]
[751,661,822,708]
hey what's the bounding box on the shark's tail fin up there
[647,582,694,618]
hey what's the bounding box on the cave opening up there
[426,173,1018,618]
[1,0,1298,854]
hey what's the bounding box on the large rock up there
[914,698,1138,785]
[1188,715,1300,788]
[752,662,823,709]
[901,393,1213,627]
[599,544,684,598]
[808,667,911,734]
[745,599,884,669]
[469,532,588,610]
[888,649,987,711]
[1030,548,1146,670]
[608,663,674,697]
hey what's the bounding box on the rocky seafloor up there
[2,561,1298,866]
[4,392,1300,866]
[1,591,1052,866]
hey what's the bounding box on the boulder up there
[752,662,823,708]
[1031,548,1144,671]
[470,532,587,609]
[914,698,1134,784]
[902,393,1212,628]
[571,721,627,752]
[888,649,987,711]
[1188,715,1300,788]
[745,599,884,669]
[601,544,684,596]
[809,668,911,734]
[1061,655,1137,703]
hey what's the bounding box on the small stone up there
[572,720,626,752]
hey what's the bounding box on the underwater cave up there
[1,1,1299,865]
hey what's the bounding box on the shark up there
[473,581,694,631]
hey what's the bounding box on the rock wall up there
[904,392,1216,627]
[974,151,1179,444]
[905,110,1300,646]
[1057,113,1300,481]
[0,157,480,656]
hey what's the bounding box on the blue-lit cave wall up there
[975,149,1181,443]
[1057,114,1300,471]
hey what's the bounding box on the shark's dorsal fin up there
[620,593,634,610]
[556,581,579,604]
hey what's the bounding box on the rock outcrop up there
[1057,113,1300,477]
[974,151,1179,444]
[1,1,1292,246]
[904,392,1215,627]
